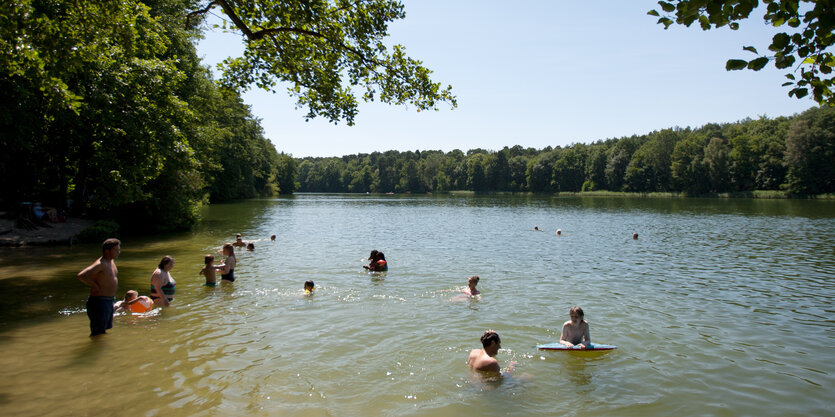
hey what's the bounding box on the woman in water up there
[215,243,237,283]
[150,256,176,307]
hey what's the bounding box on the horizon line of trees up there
[295,106,835,196]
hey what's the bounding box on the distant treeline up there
[296,106,835,196]
[1,1,296,232]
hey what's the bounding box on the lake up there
[0,194,833,416]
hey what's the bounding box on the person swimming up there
[304,280,315,294]
[559,306,590,348]
[462,275,480,296]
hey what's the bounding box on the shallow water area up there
[1,194,833,416]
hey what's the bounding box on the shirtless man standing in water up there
[77,238,120,336]
[468,330,505,373]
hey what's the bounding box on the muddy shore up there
[0,218,94,246]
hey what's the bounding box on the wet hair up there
[368,250,379,260]
[223,243,235,256]
[570,306,584,318]
[247,242,255,251]
[102,238,120,253]
[204,254,214,264]
[481,330,501,348]
[158,255,174,270]
[468,275,480,284]
[304,280,315,290]
[377,252,386,261]
[270,234,276,240]
[124,290,138,301]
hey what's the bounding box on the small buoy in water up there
[129,296,154,313]
[556,229,562,236]
[632,232,638,240]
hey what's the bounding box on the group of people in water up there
[77,234,593,377]
[76,234,251,336]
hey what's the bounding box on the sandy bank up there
[0,217,95,246]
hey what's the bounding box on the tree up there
[784,106,835,193]
[650,0,835,105]
[187,0,457,125]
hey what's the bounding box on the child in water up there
[304,280,315,294]
[559,306,590,348]
[462,275,481,296]
[200,254,217,286]
[114,290,154,314]
[247,242,255,251]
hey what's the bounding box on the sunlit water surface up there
[0,194,833,416]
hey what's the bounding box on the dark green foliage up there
[77,221,121,244]
[296,107,835,196]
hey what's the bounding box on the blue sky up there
[196,0,816,158]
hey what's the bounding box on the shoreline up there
[0,217,95,247]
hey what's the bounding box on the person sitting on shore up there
[33,202,58,222]
[232,234,246,248]
[200,254,217,287]
[304,280,315,294]
[462,275,481,296]
[114,290,153,314]
[559,306,590,349]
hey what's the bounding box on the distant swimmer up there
[556,229,562,236]
[632,232,638,240]
[559,306,590,348]
[200,254,217,286]
[247,242,255,251]
[232,233,246,248]
[304,280,315,294]
[533,226,540,231]
[270,234,276,241]
[468,330,514,374]
[364,250,388,272]
[462,275,480,296]
[77,238,121,336]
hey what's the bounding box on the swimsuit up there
[151,279,176,301]
[221,268,235,282]
[204,281,217,287]
[86,296,114,336]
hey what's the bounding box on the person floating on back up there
[559,306,590,349]
[77,238,121,336]
[200,254,217,287]
[304,280,315,294]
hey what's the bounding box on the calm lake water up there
[1,194,833,416]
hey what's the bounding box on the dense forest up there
[296,106,835,196]
[1,1,297,232]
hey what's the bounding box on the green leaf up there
[782,82,794,86]
[659,1,675,13]
[748,57,769,71]
[790,87,808,99]
[743,46,758,54]
[729,22,739,30]
[769,33,790,51]
[647,10,660,17]
[726,59,748,70]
